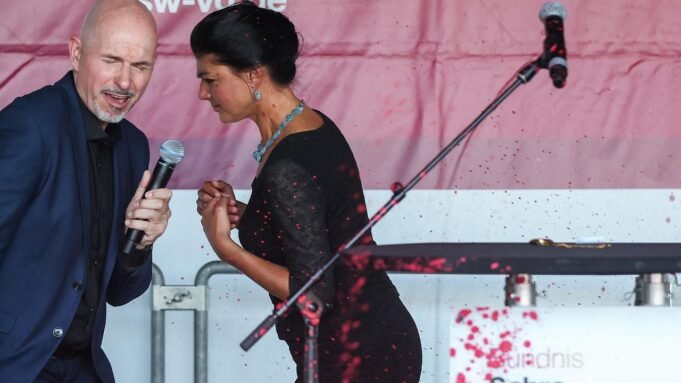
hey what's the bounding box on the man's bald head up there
[69,0,158,126]
[80,0,157,50]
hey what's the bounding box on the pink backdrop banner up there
[2,0,681,189]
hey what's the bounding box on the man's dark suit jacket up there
[0,72,153,382]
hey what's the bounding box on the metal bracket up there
[672,274,681,307]
[633,273,676,306]
[153,285,206,311]
[504,273,537,307]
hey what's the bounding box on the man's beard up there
[92,90,137,124]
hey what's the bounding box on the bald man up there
[0,1,172,381]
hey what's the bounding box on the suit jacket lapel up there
[108,140,131,276]
[56,72,91,255]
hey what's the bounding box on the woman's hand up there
[199,195,241,262]
[196,180,243,229]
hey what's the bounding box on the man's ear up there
[68,36,82,72]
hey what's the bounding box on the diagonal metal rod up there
[241,59,541,354]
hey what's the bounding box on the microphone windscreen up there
[539,2,567,22]
[160,139,185,164]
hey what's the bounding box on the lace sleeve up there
[260,158,335,307]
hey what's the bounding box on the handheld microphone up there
[122,139,185,255]
[539,2,568,88]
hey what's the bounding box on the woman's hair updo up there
[190,0,300,86]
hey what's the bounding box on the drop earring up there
[254,89,262,101]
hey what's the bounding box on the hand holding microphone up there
[122,140,185,255]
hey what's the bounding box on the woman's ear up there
[245,66,266,90]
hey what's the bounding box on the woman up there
[192,2,422,382]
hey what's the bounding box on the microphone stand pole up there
[241,58,543,383]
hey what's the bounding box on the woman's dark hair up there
[190,1,300,86]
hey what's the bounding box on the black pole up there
[298,292,323,383]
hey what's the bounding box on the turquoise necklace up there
[253,100,305,162]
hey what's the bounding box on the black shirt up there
[240,111,399,335]
[55,100,148,355]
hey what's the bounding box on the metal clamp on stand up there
[296,292,324,383]
[634,273,676,306]
[504,273,537,307]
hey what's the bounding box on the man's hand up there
[125,170,173,248]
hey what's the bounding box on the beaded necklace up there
[252,100,305,162]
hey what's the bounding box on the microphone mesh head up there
[539,2,567,22]
[160,140,185,165]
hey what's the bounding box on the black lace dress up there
[238,112,422,383]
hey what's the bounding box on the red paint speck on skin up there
[524,340,531,348]
[523,311,539,320]
[491,311,499,321]
[485,373,492,381]
[450,348,456,357]
[471,326,479,333]
[456,373,466,383]
[515,275,526,283]
[490,262,500,270]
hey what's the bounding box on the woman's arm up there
[200,195,291,299]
